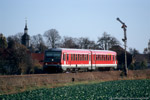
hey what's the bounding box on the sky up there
[0,0,150,53]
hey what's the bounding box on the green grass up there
[0,80,150,100]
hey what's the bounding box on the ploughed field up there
[0,80,150,100]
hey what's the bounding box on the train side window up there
[113,55,115,61]
[99,55,101,61]
[67,54,69,61]
[114,55,115,61]
[76,54,78,61]
[63,54,66,61]
[96,55,98,61]
[83,54,84,61]
[73,54,74,61]
[107,55,109,61]
[74,54,75,61]
[89,55,91,61]
[87,54,89,61]
[99,55,102,61]
[110,55,111,61]
[103,55,105,61]
[78,54,80,61]
[86,54,87,61]
[86,55,88,61]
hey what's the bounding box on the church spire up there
[24,18,28,34]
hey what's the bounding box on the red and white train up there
[43,48,117,72]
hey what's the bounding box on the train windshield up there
[45,51,61,62]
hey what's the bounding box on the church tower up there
[21,19,30,48]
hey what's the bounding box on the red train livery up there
[43,48,117,72]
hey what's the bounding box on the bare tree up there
[143,39,150,54]
[88,40,99,49]
[30,34,47,52]
[129,48,140,57]
[12,32,24,44]
[61,36,78,48]
[97,32,120,50]
[78,37,90,49]
[77,37,99,49]
[44,29,61,48]
[143,48,148,54]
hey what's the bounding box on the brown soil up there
[0,69,150,95]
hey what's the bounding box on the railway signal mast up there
[116,18,128,76]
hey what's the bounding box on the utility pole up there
[116,18,128,76]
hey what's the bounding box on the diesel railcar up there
[43,48,117,72]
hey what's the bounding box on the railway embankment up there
[0,69,150,95]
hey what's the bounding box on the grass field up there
[0,79,150,100]
[0,70,150,95]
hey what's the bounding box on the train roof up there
[45,48,116,54]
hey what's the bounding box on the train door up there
[91,53,96,70]
[63,53,66,65]
[113,55,115,64]
[93,53,96,70]
[89,53,92,70]
[66,54,70,65]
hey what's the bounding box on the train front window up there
[45,51,61,61]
